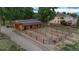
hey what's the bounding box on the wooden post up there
[36,36,37,40]
[0,16,2,32]
[19,25,24,31]
[43,39,44,44]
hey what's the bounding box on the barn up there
[13,19,42,31]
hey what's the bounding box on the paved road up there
[1,27,49,51]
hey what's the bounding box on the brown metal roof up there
[14,19,42,25]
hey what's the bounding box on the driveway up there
[1,26,49,51]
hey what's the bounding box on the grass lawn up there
[0,33,25,51]
[0,40,14,50]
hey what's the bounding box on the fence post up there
[43,39,44,44]
[36,36,37,40]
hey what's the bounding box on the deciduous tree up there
[38,7,57,23]
[0,7,34,25]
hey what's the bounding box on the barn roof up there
[14,19,42,25]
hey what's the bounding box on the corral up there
[22,26,75,50]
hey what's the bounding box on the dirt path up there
[1,27,49,51]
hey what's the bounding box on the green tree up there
[33,13,39,19]
[38,7,57,23]
[67,13,77,18]
[0,7,34,25]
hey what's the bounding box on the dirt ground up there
[1,26,79,51]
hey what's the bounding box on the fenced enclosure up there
[23,26,74,48]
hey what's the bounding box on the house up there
[49,13,78,26]
[13,19,42,31]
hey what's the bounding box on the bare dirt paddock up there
[22,26,79,50]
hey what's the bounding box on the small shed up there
[13,19,42,31]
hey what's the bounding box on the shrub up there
[9,45,18,51]
[60,20,72,26]
[62,42,79,51]
[60,17,64,19]
[60,20,67,25]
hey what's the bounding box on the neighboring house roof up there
[14,19,42,25]
[57,13,66,17]
[49,13,78,25]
